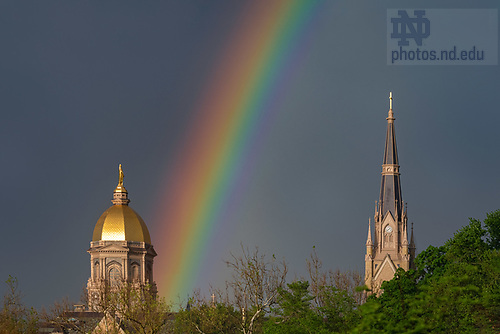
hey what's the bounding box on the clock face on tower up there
[385,225,393,233]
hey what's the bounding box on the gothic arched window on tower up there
[109,267,122,286]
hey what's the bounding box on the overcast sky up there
[1,0,499,309]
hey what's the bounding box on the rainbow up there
[153,0,325,304]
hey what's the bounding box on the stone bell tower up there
[87,164,157,310]
[365,93,415,293]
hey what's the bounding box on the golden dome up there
[92,204,151,244]
[92,164,151,244]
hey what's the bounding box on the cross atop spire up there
[387,92,395,122]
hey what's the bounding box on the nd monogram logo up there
[391,10,430,46]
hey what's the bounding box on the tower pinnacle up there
[410,222,415,247]
[366,218,373,246]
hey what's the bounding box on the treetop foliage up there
[354,209,500,333]
[2,209,499,333]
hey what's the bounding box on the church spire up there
[378,92,403,219]
[365,93,415,293]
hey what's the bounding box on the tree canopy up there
[2,209,499,333]
[353,209,500,333]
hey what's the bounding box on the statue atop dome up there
[118,164,124,187]
[113,163,128,196]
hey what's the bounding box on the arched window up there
[131,263,140,281]
[146,264,153,282]
[94,261,100,280]
[109,268,121,286]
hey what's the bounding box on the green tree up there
[413,245,447,283]
[353,211,500,333]
[113,283,172,334]
[0,276,38,334]
[226,246,288,334]
[484,209,500,250]
[264,280,329,334]
[264,249,363,334]
[306,249,362,332]
[42,283,172,334]
[445,217,488,264]
[174,292,240,334]
[276,281,314,317]
[306,249,364,307]
[317,286,360,333]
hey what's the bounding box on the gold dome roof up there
[92,205,151,243]
[92,164,151,244]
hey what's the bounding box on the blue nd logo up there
[391,10,430,46]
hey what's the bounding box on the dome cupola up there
[91,164,151,244]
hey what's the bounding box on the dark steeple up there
[378,92,403,219]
